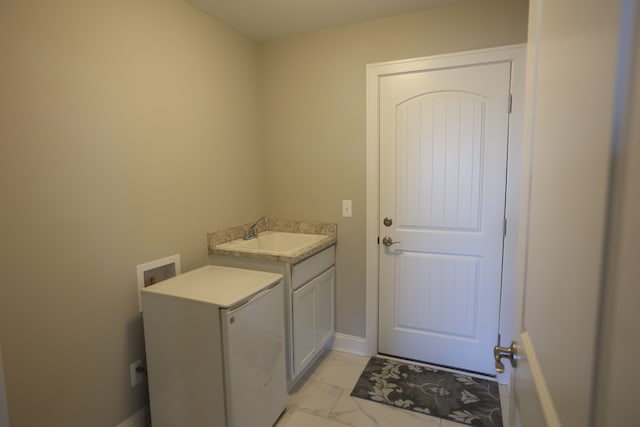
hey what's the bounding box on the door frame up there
[365,45,527,384]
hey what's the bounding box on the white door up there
[378,62,512,375]
[509,0,636,425]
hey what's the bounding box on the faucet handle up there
[243,217,267,240]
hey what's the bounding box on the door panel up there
[396,92,484,230]
[379,62,511,375]
[394,252,478,338]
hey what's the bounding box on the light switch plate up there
[342,200,352,217]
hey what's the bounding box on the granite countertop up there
[208,218,337,264]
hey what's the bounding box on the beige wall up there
[259,0,530,337]
[0,346,7,427]
[595,2,640,424]
[0,0,530,425]
[0,1,262,426]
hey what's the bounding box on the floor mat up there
[350,356,502,427]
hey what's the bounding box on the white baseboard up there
[117,336,368,427]
[331,333,369,356]
[117,407,148,427]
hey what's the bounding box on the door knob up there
[381,236,400,246]
[383,217,393,227]
[494,342,518,373]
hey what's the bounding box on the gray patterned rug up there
[351,356,502,427]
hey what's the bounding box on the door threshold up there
[377,353,497,382]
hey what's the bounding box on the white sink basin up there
[215,231,330,257]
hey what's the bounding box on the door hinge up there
[503,218,507,238]
[508,94,513,114]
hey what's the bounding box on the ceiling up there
[186,0,471,41]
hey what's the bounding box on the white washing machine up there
[141,265,286,427]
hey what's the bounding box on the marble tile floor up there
[275,350,510,427]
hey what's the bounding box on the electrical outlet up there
[130,359,144,387]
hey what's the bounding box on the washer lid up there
[140,265,282,308]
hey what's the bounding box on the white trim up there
[116,407,148,427]
[330,333,369,356]
[365,45,527,383]
[497,45,528,384]
[508,0,541,422]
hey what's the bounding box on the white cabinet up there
[292,267,335,378]
[209,245,336,389]
[315,268,335,348]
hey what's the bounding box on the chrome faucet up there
[243,217,269,240]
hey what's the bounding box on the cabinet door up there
[292,267,336,378]
[292,281,316,377]
[315,267,335,349]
